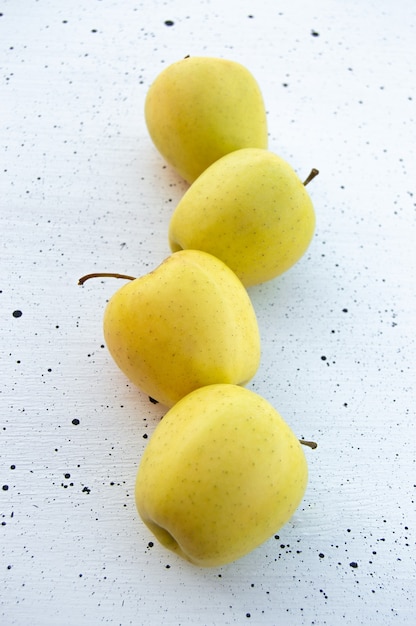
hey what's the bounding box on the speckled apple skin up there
[169,148,316,287]
[103,250,261,407]
[135,384,308,567]
[145,56,268,184]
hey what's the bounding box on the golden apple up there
[103,251,260,407]
[145,56,268,184]
[169,148,317,286]
[135,384,308,567]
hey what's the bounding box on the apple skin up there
[169,148,316,287]
[145,56,268,184]
[135,384,308,567]
[103,250,261,407]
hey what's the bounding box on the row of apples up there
[79,56,318,567]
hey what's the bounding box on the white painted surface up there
[1,1,415,624]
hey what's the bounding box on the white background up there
[1,1,415,624]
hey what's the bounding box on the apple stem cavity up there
[299,439,318,450]
[78,272,136,286]
[303,168,319,186]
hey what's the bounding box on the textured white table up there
[1,1,415,624]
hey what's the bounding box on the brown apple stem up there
[303,168,319,186]
[78,272,136,286]
[299,439,318,449]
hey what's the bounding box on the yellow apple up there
[145,56,268,184]
[135,384,308,567]
[169,148,317,287]
[103,251,260,407]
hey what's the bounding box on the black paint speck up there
[149,396,158,404]
[319,552,325,558]
[2,485,9,491]
[311,30,320,37]
[72,418,80,426]
[164,20,174,27]
[350,561,358,568]
[12,310,22,318]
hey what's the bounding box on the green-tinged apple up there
[86,250,260,407]
[145,56,268,184]
[135,384,309,567]
[169,148,318,287]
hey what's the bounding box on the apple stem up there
[299,439,318,449]
[78,272,136,286]
[303,168,319,186]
